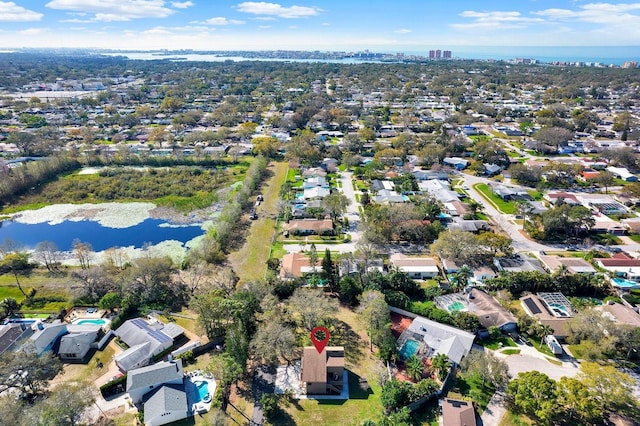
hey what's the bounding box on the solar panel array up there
[523,297,542,314]
[131,318,172,344]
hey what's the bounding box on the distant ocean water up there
[107,45,638,66]
[406,46,639,65]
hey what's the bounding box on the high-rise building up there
[622,61,638,69]
[443,50,452,59]
[429,50,436,59]
[435,49,442,59]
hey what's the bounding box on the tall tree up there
[461,349,510,389]
[250,321,296,364]
[0,252,33,297]
[0,350,63,399]
[288,288,338,331]
[506,370,558,424]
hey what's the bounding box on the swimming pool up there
[448,301,466,312]
[194,381,210,403]
[399,339,419,360]
[548,303,570,317]
[74,319,107,326]
[611,277,640,289]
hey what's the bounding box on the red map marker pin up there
[310,326,330,354]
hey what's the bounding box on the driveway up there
[495,345,580,381]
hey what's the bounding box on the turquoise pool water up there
[448,301,466,312]
[194,381,210,403]
[548,303,570,317]
[612,277,640,289]
[399,339,419,360]
[76,319,107,325]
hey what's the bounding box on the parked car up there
[249,209,257,220]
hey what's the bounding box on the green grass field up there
[474,183,517,214]
[229,161,289,283]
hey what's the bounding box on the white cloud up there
[236,2,321,18]
[46,0,174,21]
[204,17,245,25]
[258,25,271,29]
[171,1,193,8]
[394,28,411,34]
[18,28,47,35]
[535,2,640,25]
[0,1,43,21]
[453,10,544,29]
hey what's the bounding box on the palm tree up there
[405,355,425,381]
[0,297,20,319]
[431,353,451,382]
[452,265,473,291]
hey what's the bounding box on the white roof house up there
[406,316,475,364]
[606,166,637,182]
[389,253,440,279]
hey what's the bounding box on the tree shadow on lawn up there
[327,319,364,365]
[347,370,374,400]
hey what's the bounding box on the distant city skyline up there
[0,1,639,51]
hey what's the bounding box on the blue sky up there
[0,1,639,50]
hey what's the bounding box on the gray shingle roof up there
[115,342,152,372]
[126,359,184,392]
[58,331,97,356]
[143,384,187,421]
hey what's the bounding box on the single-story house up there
[493,255,545,274]
[441,398,477,426]
[0,322,33,356]
[607,166,637,182]
[537,255,596,275]
[58,331,98,361]
[114,318,184,372]
[443,157,469,170]
[25,323,67,355]
[598,302,640,327]
[519,294,571,338]
[545,192,580,205]
[371,180,396,192]
[441,259,460,274]
[448,219,489,233]
[484,163,502,176]
[419,179,460,203]
[302,176,329,189]
[492,185,532,201]
[127,359,184,404]
[389,253,440,279]
[472,266,496,283]
[594,253,640,280]
[467,289,517,332]
[302,167,327,178]
[404,315,475,365]
[302,186,330,200]
[300,346,345,395]
[143,384,189,426]
[284,218,334,236]
[279,253,321,278]
[373,189,406,204]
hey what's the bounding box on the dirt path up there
[228,161,288,283]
